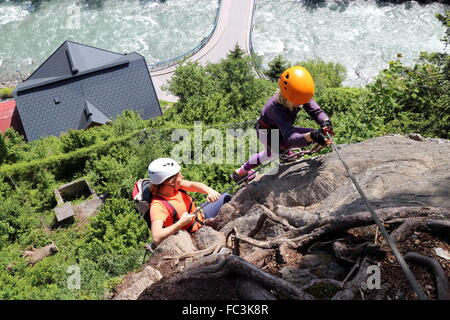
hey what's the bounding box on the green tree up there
[297,59,347,94]
[60,129,98,153]
[264,55,290,82]
[3,128,27,164]
[0,133,6,165]
[227,43,246,59]
[167,45,275,124]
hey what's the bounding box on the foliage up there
[0,194,40,249]
[315,87,366,117]
[297,59,347,94]
[264,55,290,82]
[0,13,448,299]
[60,129,98,153]
[363,53,449,138]
[436,10,449,47]
[263,56,347,94]
[0,87,14,99]
[2,128,27,164]
[0,133,6,165]
[166,44,276,124]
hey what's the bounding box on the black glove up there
[322,119,334,136]
[310,129,328,146]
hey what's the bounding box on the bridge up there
[149,0,257,102]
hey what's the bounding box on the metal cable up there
[325,132,428,300]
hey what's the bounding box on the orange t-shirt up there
[149,190,203,232]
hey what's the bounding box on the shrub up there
[0,87,13,99]
[167,45,275,124]
[315,87,366,117]
[0,133,6,165]
[264,55,290,82]
[296,59,347,94]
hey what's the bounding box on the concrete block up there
[54,203,75,223]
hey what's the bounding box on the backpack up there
[131,179,205,232]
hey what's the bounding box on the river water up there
[0,0,448,86]
[252,0,448,86]
[0,0,218,80]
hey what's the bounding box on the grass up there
[0,87,14,99]
[159,99,175,111]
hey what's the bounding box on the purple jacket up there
[259,95,330,148]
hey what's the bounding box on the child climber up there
[147,158,230,246]
[231,66,334,182]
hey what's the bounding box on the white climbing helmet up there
[147,158,181,185]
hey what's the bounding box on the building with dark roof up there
[13,41,162,141]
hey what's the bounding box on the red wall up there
[0,100,24,135]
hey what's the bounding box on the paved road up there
[150,0,256,102]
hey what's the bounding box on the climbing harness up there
[325,132,428,300]
[283,144,325,163]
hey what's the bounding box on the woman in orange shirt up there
[147,158,226,246]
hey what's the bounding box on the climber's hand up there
[207,189,221,202]
[322,120,334,136]
[310,130,329,146]
[179,212,195,227]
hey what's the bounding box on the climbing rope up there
[325,132,428,300]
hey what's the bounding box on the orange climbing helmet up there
[278,66,315,105]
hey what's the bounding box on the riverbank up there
[0,76,21,91]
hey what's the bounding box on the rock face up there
[153,230,196,256]
[116,135,450,300]
[112,266,162,300]
[215,134,450,232]
[193,226,225,250]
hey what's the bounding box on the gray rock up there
[134,135,450,299]
[154,230,196,256]
[275,205,320,227]
[280,266,318,287]
[113,266,162,300]
[193,226,225,250]
[220,206,263,236]
[222,135,450,220]
[299,252,346,280]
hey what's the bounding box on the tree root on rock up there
[330,258,372,300]
[159,241,225,265]
[389,217,450,243]
[145,254,310,300]
[234,276,278,300]
[228,206,450,252]
[143,206,449,300]
[404,252,450,300]
[241,248,275,268]
[332,241,386,264]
